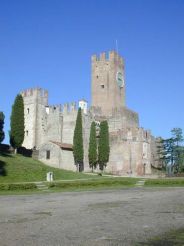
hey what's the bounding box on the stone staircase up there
[35,182,49,192]
[135,179,146,187]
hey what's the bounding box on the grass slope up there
[145,178,184,186]
[0,153,98,183]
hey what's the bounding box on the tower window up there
[26,130,28,136]
[27,108,30,114]
[96,75,99,79]
[46,150,50,159]
[101,84,105,89]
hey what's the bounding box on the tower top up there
[91,50,124,65]
[21,88,48,98]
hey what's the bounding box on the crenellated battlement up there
[91,50,123,64]
[45,102,78,115]
[62,102,77,114]
[46,104,62,114]
[21,88,48,98]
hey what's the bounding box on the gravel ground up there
[0,187,184,246]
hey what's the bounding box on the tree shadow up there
[17,147,32,157]
[0,160,7,176]
[0,144,13,157]
[0,151,13,157]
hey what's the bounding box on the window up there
[101,84,104,89]
[26,130,28,136]
[46,150,50,159]
[27,108,30,114]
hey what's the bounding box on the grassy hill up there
[0,152,97,183]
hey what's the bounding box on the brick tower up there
[91,51,125,115]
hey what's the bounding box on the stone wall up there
[62,103,78,144]
[106,127,152,176]
[43,105,63,144]
[39,142,76,171]
[39,142,61,169]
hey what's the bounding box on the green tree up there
[88,122,97,171]
[157,138,174,175]
[73,108,83,171]
[171,128,184,173]
[158,128,184,174]
[98,121,110,171]
[0,112,5,143]
[10,94,25,152]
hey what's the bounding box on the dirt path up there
[0,187,184,245]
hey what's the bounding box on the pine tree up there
[73,108,84,171]
[88,121,97,171]
[157,128,184,174]
[10,94,25,152]
[171,128,184,173]
[0,112,5,144]
[98,121,110,171]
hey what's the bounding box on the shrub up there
[48,178,136,189]
[0,183,37,190]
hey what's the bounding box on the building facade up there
[21,51,159,176]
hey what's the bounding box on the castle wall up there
[43,105,63,144]
[108,107,139,132]
[62,103,78,144]
[106,127,152,176]
[82,113,92,172]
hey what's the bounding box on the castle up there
[21,51,159,176]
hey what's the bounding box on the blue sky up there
[0,0,184,143]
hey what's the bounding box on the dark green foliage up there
[88,122,97,171]
[10,94,25,148]
[178,146,184,172]
[171,128,184,173]
[0,112,5,143]
[0,183,37,190]
[73,108,83,170]
[0,159,7,176]
[157,128,184,174]
[98,121,110,170]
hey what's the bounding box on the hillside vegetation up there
[0,152,97,183]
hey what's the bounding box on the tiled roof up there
[50,141,73,150]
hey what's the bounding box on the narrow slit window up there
[26,130,28,136]
[46,150,50,159]
[27,108,30,114]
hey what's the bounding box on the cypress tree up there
[10,94,25,152]
[88,121,97,171]
[0,112,5,144]
[73,108,83,171]
[98,120,110,171]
